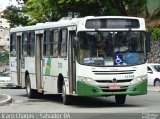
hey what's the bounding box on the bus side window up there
[52,29,59,57]
[10,33,16,57]
[59,29,67,57]
[22,32,28,57]
[43,30,51,57]
[50,30,53,56]
[28,31,35,56]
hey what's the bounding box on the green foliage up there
[23,0,147,23]
[23,0,28,4]
[0,51,9,65]
[2,6,29,27]
[23,0,63,24]
[149,28,160,40]
[2,0,147,26]
[124,0,147,16]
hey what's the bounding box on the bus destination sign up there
[85,18,140,29]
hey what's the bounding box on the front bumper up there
[77,79,147,96]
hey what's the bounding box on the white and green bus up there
[10,16,150,105]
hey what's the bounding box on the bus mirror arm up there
[146,31,151,53]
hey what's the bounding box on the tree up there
[124,0,147,16]
[23,0,117,24]
[2,6,29,27]
[23,0,147,24]
[2,0,147,26]
[22,0,61,24]
[101,0,147,16]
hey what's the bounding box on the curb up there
[0,93,12,106]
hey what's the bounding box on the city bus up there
[10,16,150,105]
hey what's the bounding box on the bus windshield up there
[77,31,146,66]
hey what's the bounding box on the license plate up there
[109,85,121,90]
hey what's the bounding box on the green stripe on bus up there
[77,80,147,96]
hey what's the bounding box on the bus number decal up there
[125,75,134,79]
[58,62,62,68]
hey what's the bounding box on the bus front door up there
[35,32,43,92]
[16,34,22,86]
[68,31,76,94]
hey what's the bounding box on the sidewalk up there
[0,93,12,106]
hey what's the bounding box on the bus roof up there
[10,20,76,33]
[10,16,146,33]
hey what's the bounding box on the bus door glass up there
[68,31,76,93]
[16,33,22,85]
[35,31,44,91]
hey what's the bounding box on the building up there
[0,9,10,52]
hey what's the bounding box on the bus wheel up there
[62,83,72,105]
[26,76,37,98]
[115,95,126,104]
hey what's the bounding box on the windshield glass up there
[77,31,146,66]
[153,65,160,72]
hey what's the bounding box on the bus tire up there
[115,95,126,104]
[62,83,72,105]
[26,76,37,98]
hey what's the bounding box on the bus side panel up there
[30,74,37,89]
[20,57,36,88]
[57,58,69,94]
[21,57,26,88]
[21,72,25,87]
[43,58,59,93]
[43,76,58,93]
[10,57,18,85]
[64,77,69,95]
[26,57,37,89]
[42,57,68,94]
[10,72,18,85]
[21,58,26,88]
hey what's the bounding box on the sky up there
[0,0,17,10]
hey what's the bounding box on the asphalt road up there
[0,86,160,119]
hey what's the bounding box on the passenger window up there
[43,30,51,57]
[53,30,59,57]
[22,32,28,57]
[60,29,67,57]
[10,33,16,57]
[22,32,35,57]
[28,31,35,56]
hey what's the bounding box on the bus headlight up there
[78,76,97,85]
[136,75,147,82]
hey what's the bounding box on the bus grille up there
[95,79,133,83]
[92,70,135,75]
